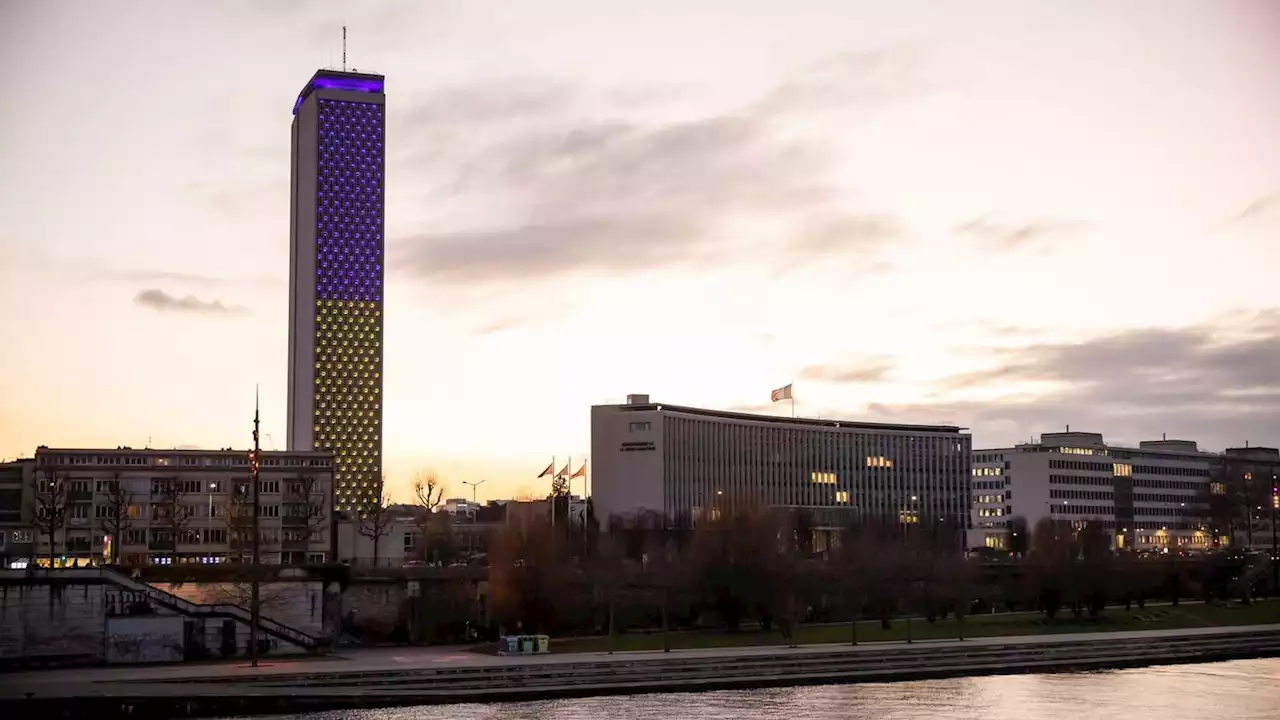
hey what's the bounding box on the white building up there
[30,447,335,566]
[287,69,387,514]
[970,431,1217,553]
[591,394,972,541]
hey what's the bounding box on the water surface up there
[257,658,1280,720]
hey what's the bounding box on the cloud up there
[954,214,1080,253]
[133,289,247,315]
[865,310,1280,449]
[394,51,917,287]
[799,356,895,384]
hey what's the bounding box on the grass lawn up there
[531,600,1280,655]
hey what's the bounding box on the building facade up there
[970,432,1218,553]
[591,395,972,541]
[0,459,35,567]
[287,69,386,514]
[1216,446,1279,554]
[29,448,334,567]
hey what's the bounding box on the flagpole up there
[791,381,796,418]
[550,456,556,528]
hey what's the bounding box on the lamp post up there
[462,480,486,560]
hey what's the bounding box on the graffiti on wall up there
[106,616,185,664]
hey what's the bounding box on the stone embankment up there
[3,625,1278,718]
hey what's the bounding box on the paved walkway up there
[2,623,1277,700]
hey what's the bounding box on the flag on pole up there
[571,461,587,479]
[556,463,570,479]
[537,461,554,478]
[771,383,793,402]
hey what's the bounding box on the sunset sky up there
[1,0,1277,503]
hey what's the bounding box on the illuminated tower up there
[287,70,385,513]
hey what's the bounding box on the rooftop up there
[601,399,966,435]
[293,69,385,114]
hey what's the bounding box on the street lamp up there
[462,480,487,560]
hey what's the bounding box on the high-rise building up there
[287,70,386,513]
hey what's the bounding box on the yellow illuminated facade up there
[313,299,382,511]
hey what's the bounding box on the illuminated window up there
[866,456,893,468]
[810,471,837,485]
[835,490,850,504]
[1113,463,1132,477]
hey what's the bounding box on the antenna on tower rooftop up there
[342,26,347,72]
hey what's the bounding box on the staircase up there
[85,568,323,652]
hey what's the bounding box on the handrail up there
[97,568,322,648]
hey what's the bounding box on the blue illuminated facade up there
[288,70,385,513]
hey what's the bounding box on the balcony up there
[281,514,309,527]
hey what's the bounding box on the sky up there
[1,0,1278,503]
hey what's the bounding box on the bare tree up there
[358,491,395,567]
[412,471,445,563]
[227,479,254,563]
[32,456,68,568]
[150,477,193,561]
[98,472,136,565]
[284,474,329,562]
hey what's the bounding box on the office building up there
[287,69,386,513]
[590,394,972,544]
[1216,446,1279,553]
[29,447,334,566]
[970,431,1217,553]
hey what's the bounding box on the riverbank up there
[532,598,1280,654]
[2,624,1278,718]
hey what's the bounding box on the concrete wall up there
[105,615,184,664]
[157,581,329,638]
[0,582,106,661]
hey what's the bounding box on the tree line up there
[484,503,1270,643]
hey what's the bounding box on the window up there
[810,471,836,485]
[68,504,89,519]
[95,505,116,519]
[1113,463,1132,477]
[260,480,280,494]
[260,504,280,518]
[206,529,227,544]
[866,456,894,468]
[629,421,652,433]
[178,479,201,493]
[835,490,850,504]
[403,531,417,551]
[95,479,119,493]
[12,530,32,543]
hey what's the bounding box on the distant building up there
[0,459,35,567]
[30,447,335,566]
[1216,446,1279,553]
[970,432,1217,553]
[287,68,387,514]
[590,394,972,548]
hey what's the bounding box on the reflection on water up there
[263,658,1280,720]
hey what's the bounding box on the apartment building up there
[591,394,972,546]
[970,431,1217,553]
[30,447,334,566]
[0,459,35,567]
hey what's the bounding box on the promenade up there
[2,624,1278,717]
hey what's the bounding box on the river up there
[262,658,1279,719]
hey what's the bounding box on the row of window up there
[48,455,332,469]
